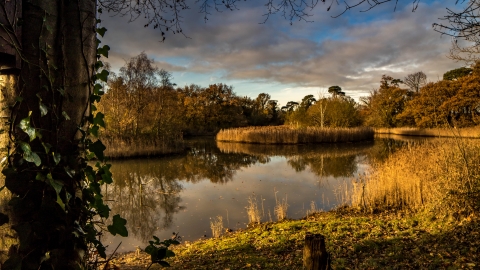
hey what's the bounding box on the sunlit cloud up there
[102,1,463,105]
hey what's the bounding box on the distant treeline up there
[284,66,480,129]
[98,53,480,155]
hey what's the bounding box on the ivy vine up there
[0,8,128,269]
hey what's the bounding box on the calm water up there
[103,136,415,253]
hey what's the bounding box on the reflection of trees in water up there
[288,155,358,177]
[106,139,266,241]
[105,169,183,242]
[364,136,429,163]
[178,139,268,183]
[217,141,371,178]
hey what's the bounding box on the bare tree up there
[404,71,427,93]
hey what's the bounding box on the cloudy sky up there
[101,0,467,106]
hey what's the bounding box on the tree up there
[443,67,473,81]
[284,95,316,127]
[328,86,344,98]
[307,94,361,128]
[404,71,427,93]
[359,75,411,127]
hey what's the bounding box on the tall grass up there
[274,192,288,221]
[374,126,480,138]
[210,216,224,238]
[246,195,261,224]
[351,138,480,217]
[216,126,374,144]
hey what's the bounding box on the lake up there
[103,136,416,253]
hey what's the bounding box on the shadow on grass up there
[334,219,479,269]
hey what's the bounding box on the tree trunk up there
[3,0,96,268]
[303,233,331,270]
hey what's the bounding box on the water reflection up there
[104,138,402,253]
[216,141,373,178]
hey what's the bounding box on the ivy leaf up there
[96,70,109,82]
[88,140,106,161]
[19,141,31,153]
[20,142,41,166]
[95,196,110,218]
[48,173,63,194]
[96,27,107,37]
[96,244,106,259]
[107,214,128,237]
[0,212,9,226]
[39,102,48,116]
[93,84,103,95]
[52,152,61,165]
[48,174,65,211]
[89,126,99,137]
[42,142,51,154]
[25,152,41,166]
[18,113,36,141]
[101,164,113,184]
[97,45,110,58]
[157,261,170,267]
[35,173,45,181]
[95,61,104,71]
[93,112,105,127]
[90,94,101,103]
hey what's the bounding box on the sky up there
[101,0,468,106]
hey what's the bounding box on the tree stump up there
[303,233,331,270]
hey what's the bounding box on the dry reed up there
[216,126,374,144]
[306,201,320,217]
[246,195,261,224]
[374,126,480,138]
[102,136,184,158]
[210,216,224,238]
[351,138,480,217]
[274,192,288,221]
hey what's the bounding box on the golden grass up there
[274,192,288,221]
[216,126,374,144]
[246,195,261,224]
[351,138,480,216]
[374,126,480,138]
[102,136,184,158]
[210,216,224,238]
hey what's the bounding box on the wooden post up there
[303,233,331,270]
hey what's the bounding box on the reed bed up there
[374,126,480,138]
[351,138,480,216]
[102,136,184,158]
[216,126,374,144]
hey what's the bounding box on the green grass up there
[156,209,480,270]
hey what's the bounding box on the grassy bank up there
[111,209,479,270]
[216,126,374,144]
[374,126,480,138]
